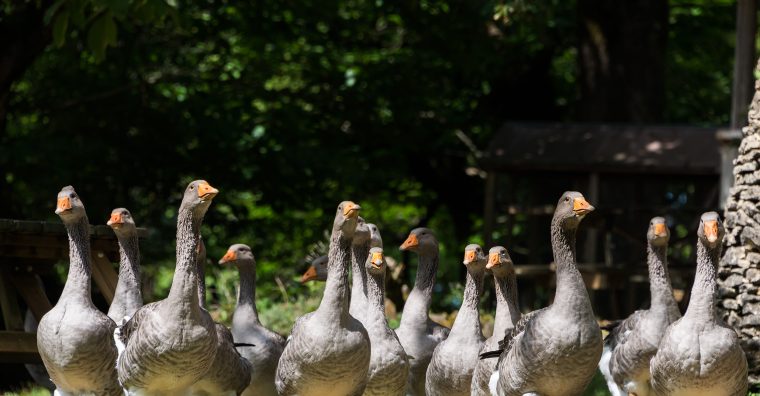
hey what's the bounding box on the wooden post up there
[583,172,599,264]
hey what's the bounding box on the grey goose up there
[650,212,748,395]
[599,217,680,396]
[106,207,143,324]
[425,244,486,396]
[471,246,520,396]
[488,191,601,396]
[396,227,450,396]
[220,243,286,396]
[36,186,122,395]
[115,180,220,395]
[275,201,371,396]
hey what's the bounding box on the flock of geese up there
[34,180,750,396]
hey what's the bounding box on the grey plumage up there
[37,186,122,395]
[395,227,450,396]
[106,207,143,323]
[471,246,520,396]
[222,243,285,396]
[425,244,486,396]
[362,247,409,396]
[349,217,372,318]
[116,180,220,394]
[275,201,371,396]
[601,216,681,395]
[650,212,748,396]
[493,191,602,396]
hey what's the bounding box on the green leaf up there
[87,12,118,61]
[52,11,70,48]
[43,0,67,25]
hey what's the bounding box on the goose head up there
[486,245,514,277]
[353,216,371,246]
[647,216,670,247]
[219,243,255,269]
[368,223,383,248]
[366,247,386,276]
[107,207,137,236]
[698,211,724,249]
[400,227,437,255]
[554,191,594,229]
[463,243,487,272]
[180,180,219,215]
[333,201,361,239]
[55,185,86,222]
[301,255,328,283]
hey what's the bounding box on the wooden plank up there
[731,0,757,129]
[10,272,53,321]
[0,331,41,363]
[91,251,117,304]
[0,269,24,331]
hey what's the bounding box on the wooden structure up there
[0,219,147,364]
[481,123,722,318]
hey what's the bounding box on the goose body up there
[601,217,681,396]
[191,239,252,396]
[106,208,143,323]
[650,212,748,396]
[36,186,122,396]
[275,201,371,396]
[425,244,486,396]
[362,247,409,396]
[221,243,285,396]
[116,180,220,395]
[492,192,601,396]
[396,228,450,396]
[471,246,520,396]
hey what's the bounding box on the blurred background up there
[0,0,756,393]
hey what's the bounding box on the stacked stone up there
[720,72,760,384]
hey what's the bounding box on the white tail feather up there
[598,344,624,396]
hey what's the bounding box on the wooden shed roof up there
[482,123,722,175]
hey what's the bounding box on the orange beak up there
[573,197,594,216]
[486,253,500,269]
[301,265,318,283]
[704,220,719,243]
[343,201,360,218]
[219,250,236,264]
[370,251,384,268]
[198,182,219,199]
[653,223,667,237]
[400,233,419,251]
[107,212,123,227]
[55,197,72,214]
[463,250,476,264]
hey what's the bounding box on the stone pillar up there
[720,62,760,385]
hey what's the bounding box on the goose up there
[116,180,220,395]
[396,227,450,396]
[425,244,487,396]
[471,246,520,396]
[650,212,748,395]
[363,247,410,396]
[301,222,382,285]
[106,207,143,324]
[219,243,286,396]
[191,238,253,396]
[275,201,371,395]
[487,191,601,396]
[36,186,122,395]
[599,217,680,396]
[349,217,372,317]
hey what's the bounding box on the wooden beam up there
[9,272,53,321]
[731,0,757,129]
[91,251,117,304]
[0,331,40,363]
[0,269,24,331]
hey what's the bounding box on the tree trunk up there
[720,59,760,385]
[576,0,669,122]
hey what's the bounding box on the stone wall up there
[720,62,760,384]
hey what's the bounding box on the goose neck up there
[350,241,371,314]
[365,271,387,325]
[647,243,677,314]
[317,231,352,322]
[166,207,203,317]
[399,250,438,328]
[110,231,142,318]
[450,266,484,336]
[60,216,93,303]
[685,240,720,320]
[235,265,260,325]
[551,219,587,310]
[493,271,520,337]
